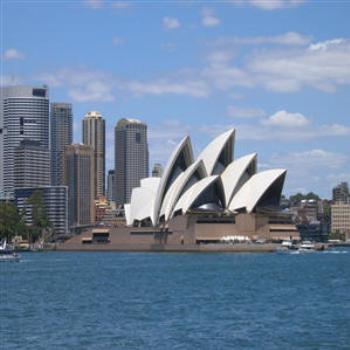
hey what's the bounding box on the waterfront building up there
[114,118,149,205]
[63,144,94,231]
[123,129,299,243]
[331,203,350,239]
[82,111,105,199]
[14,140,50,188]
[50,103,73,186]
[332,182,349,203]
[152,163,163,177]
[0,85,49,196]
[107,169,115,202]
[15,186,68,235]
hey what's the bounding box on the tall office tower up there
[115,118,149,205]
[51,103,73,186]
[63,144,94,230]
[332,182,349,203]
[14,140,50,188]
[152,163,163,178]
[15,186,68,235]
[0,85,49,196]
[82,111,105,199]
[107,169,115,202]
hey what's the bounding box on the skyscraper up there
[332,182,349,203]
[51,103,73,186]
[115,118,149,205]
[14,140,50,188]
[82,111,105,199]
[63,144,94,230]
[152,163,163,178]
[107,169,115,202]
[0,85,49,196]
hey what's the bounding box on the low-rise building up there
[15,186,68,235]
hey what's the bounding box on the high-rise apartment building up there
[0,85,49,196]
[332,182,349,203]
[331,203,350,239]
[51,103,73,186]
[115,118,149,205]
[63,144,94,230]
[82,111,105,199]
[107,169,115,202]
[14,140,50,188]
[15,186,68,235]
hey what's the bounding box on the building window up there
[136,132,141,143]
[32,88,46,97]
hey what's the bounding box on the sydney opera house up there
[120,129,299,246]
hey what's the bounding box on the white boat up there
[0,239,21,262]
[299,241,315,252]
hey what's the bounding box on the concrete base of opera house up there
[57,211,300,252]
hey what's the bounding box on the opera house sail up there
[125,128,299,242]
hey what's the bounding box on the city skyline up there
[2,0,350,197]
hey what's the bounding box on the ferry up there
[299,240,316,252]
[0,239,21,262]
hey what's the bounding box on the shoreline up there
[51,242,282,253]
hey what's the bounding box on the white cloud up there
[84,0,131,9]
[110,1,131,9]
[3,48,25,60]
[213,32,311,46]
[248,38,350,92]
[263,110,310,127]
[112,36,124,46]
[163,17,181,30]
[126,79,210,98]
[0,75,22,86]
[39,67,115,102]
[202,36,350,93]
[271,149,347,169]
[201,8,221,27]
[230,0,305,10]
[268,148,348,196]
[309,38,344,51]
[84,0,104,9]
[69,81,114,102]
[227,106,265,118]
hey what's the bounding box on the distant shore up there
[53,242,284,253]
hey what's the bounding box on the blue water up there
[1,249,350,350]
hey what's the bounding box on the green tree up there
[289,192,320,204]
[0,202,25,240]
[26,190,51,243]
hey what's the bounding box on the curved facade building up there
[126,129,289,228]
[0,85,49,196]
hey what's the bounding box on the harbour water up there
[1,249,350,349]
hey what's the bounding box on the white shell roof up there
[140,177,161,191]
[172,175,219,217]
[228,169,286,213]
[153,136,194,224]
[130,186,158,225]
[221,153,257,207]
[124,204,132,226]
[197,129,235,175]
[160,159,207,222]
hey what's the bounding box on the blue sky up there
[1,0,350,198]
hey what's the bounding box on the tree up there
[289,192,320,205]
[0,202,25,240]
[26,190,51,243]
